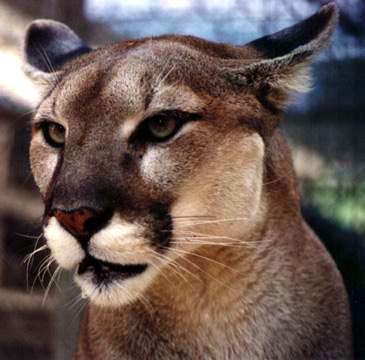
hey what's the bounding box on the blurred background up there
[0,0,363,359]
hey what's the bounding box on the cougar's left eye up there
[146,116,177,140]
[131,110,202,145]
[41,122,66,147]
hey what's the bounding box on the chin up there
[74,259,158,307]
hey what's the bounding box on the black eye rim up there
[131,110,202,144]
[35,120,66,148]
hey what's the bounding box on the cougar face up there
[22,5,354,358]
[29,39,267,306]
[23,3,337,308]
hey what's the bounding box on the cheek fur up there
[139,123,208,191]
[140,147,178,188]
[171,133,266,239]
[30,136,59,194]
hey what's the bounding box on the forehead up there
[39,41,207,120]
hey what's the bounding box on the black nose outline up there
[52,207,113,249]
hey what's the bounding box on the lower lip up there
[78,256,148,284]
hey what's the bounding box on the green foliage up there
[302,178,365,234]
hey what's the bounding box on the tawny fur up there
[23,3,352,359]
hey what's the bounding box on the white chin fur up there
[75,265,158,307]
[44,217,85,269]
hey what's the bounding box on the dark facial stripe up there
[42,152,64,227]
[149,202,173,253]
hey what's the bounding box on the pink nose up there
[53,208,98,238]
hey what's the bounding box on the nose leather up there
[54,208,103,238]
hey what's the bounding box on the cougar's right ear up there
[22,19,91,87]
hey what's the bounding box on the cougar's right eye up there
[41,122,66,147]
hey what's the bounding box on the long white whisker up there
[42,265,62,305]
[173,217,249,227]
[172,215,215,220]
[41,255,56,283]
[171,239,258,248]
[35,255,56,291]
[150,251,198,284]
[148,259,174,285]
[167,247,243,276]
[172,229,246,243]
[24,244,48,265]
[164,247,229,289]
[15,233,41,239]
[25,233,44,290]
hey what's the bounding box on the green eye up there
[132,110,202,144]
[146,117,177,140]
[42,122,66,147]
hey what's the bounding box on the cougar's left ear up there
[22,19,91,86]
[223,2,338,111]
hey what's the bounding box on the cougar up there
[23,2,352,359]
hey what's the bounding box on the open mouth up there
[78,255,148,285]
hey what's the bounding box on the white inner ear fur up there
[22,64,60,96]
[44,217,85,269]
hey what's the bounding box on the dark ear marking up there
[23,19,91,75]
[222,2,338,111]
[248,2,338,59]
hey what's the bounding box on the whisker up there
[148,259,173,284]
[172,215,215,219]
[34,255,51,286]
[171,239,258,248]
[167,247,243,276]
[172,217,249,227]
[41,256,56,283]
[26,233,45,290]
[173,230,237,239]
[62,285,90,329]
[24,244,48,265]
[163,247,229,288]
[15,232,41,239]
[171,229,245,243]
[150,251,198,284]
[65,290,84,312]
[42,265,62,305]
[34,255,56,291]
[73,296,89,324]
[116,282,154,319]
[151,244,206,284]
[25,243,48,290]
[66,296,88,330]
